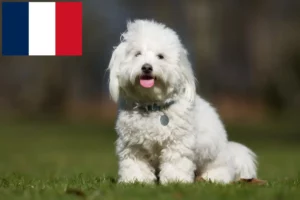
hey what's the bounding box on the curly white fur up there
[108,19,257,184]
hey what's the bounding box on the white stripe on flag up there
[29,2,55,55]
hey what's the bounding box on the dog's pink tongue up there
[140,79,154,88]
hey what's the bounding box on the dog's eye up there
[157,54,164,59]
[135,51,141,57]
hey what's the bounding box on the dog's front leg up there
[117,146,156,184]
[159,143,195,184]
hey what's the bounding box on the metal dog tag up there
[160,114,169,126]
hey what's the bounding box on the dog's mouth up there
[139,74,156,88]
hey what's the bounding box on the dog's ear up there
[108,42,127,102]
[179,49,196,102]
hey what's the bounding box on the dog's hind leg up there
[198,142,257,184]
[200,150,236,184]
[228,141,257,180]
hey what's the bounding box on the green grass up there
[0,121,300,200]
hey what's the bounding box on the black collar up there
[133,100,176,112]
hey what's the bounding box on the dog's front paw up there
[159,171,194,184]
[159,153,195,184]
[159,163,194,184]
[118,163,156,184]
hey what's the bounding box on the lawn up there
[0,120,299,200]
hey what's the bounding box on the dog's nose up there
[141,64,153,74]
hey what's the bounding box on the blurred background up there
[1,0,300,122]
[0,0,300,191]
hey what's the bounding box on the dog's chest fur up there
[116,107,193,154]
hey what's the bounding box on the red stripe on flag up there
[56,2,82,56]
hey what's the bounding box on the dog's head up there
[108,20,196,103]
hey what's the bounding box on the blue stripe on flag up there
[2,2,29,56]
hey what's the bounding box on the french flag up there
[2,2,82,56]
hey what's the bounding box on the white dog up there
[108,19,257,184]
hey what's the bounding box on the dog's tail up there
[228,141,257,180]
